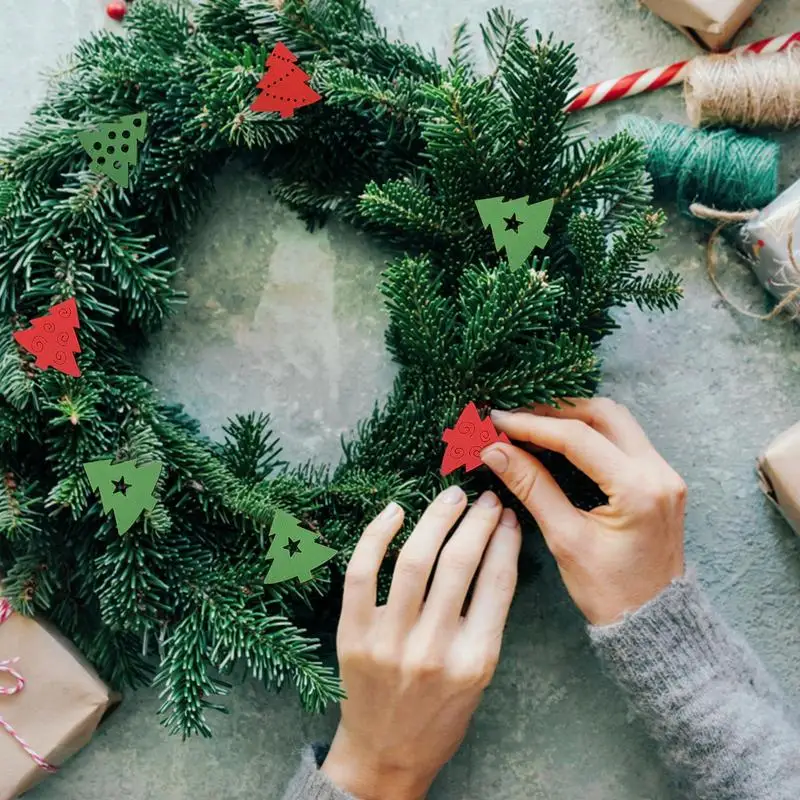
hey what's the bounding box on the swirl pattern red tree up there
[440,402,510,475]
[13,298,81,378]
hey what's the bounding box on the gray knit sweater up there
[282,574,800,799]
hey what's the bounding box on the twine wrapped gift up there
[0,598,118,799]
[758,422,800,535]
[640,0,764,51]
[735,180,800,321]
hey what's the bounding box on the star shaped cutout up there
[111,476,131,496]
[283,537,302,557]
[504,213,523,233]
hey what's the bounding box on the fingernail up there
[490,410,513,423]
[500,508,517,527]
[477,491,498,508]
[379,501,401,519]
[440,485,465,504]
[481,446,509,474]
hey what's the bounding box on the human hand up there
[322,486,522,800]
[479,398,686,627]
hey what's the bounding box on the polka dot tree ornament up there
[77,112,147,188]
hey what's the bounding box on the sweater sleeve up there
[281,744,356,800]
[589,573,800,800]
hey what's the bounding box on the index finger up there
[340,502,405,635]
[489,409,630,494]
[531,398,653,457]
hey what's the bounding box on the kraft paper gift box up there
[758,422,800,535]
[0,601,119,799]
[640,0,764,51]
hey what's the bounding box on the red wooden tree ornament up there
[440,402,510,476]
[250,42,322,119]
[13,298,82,378]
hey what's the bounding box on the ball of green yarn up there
[622,115,779,215]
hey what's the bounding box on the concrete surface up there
[4,0,800,798]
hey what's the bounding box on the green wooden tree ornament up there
[77,112,148,188]
[265,510,337,585]
[475,195,555,270]
[84,458,162,535]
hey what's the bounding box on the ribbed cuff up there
[281,745,356,800]
[589,572,740,692]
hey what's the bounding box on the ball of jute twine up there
[685,45,800,129]
[690,203,800,321]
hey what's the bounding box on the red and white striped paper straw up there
[566,31,800,113]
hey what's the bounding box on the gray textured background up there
[4,0,800,798]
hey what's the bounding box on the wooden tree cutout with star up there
[83,458,162,535]
[265,510,337,585]
[475,195,555,270]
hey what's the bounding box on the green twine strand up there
[622,115,779,215]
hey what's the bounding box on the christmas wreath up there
[0,0,680,737]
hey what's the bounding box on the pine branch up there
[220,412,285,483]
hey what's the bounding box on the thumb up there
[480,442,582,544]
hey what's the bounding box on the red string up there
[0,598,58,773]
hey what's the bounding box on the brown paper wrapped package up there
[736,179,800,323]
[758,421,800,535]
[640,0,763,51]
[0,611,118,799]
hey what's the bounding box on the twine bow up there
[691,203,800,321]
[0,598,58,774]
